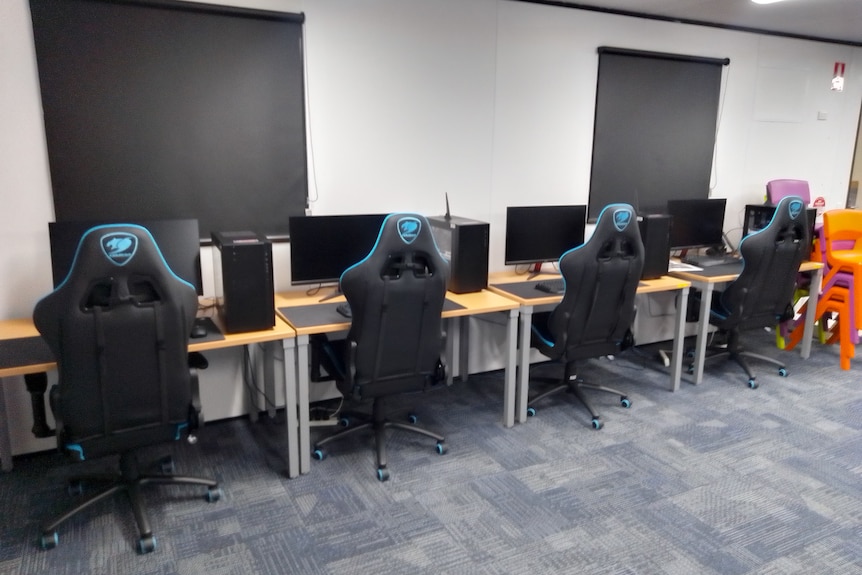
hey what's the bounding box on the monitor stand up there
[318,286,343,303]
[526,262,543,280]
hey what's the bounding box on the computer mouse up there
[190,322,208,338]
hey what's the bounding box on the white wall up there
[2,0,861,455]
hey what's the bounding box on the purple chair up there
[767,179,811,205]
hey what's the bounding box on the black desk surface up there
[494,279,649,300]
[0,317,224,370]
[279,298,465,329]
[684,261,744,277]
[0,336,53,370]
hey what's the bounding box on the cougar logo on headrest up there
[397,217,421,244]
[100,232,138,266]
[788,199,804,220]
[613,208,632,232]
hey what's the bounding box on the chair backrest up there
[33,224,198,459]
[766,179,811,205]
[716,196,809,330]
[823,209,862,259]
[340,214,449,398]
[541,204,644,360]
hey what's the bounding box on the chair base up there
[40,451,220,554]
[699,330,788,388]
[312,397,445,481]
[527,363,631,430]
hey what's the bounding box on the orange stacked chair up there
[784,210,860,369]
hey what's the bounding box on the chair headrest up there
[57,224,194,292]
[740,195,808,252]
[592,203,638,238]
[341,213,448,283]
[561,203,639,260]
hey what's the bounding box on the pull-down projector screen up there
[29,0,307,242]
[588,47,728,221]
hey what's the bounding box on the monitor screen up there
[667,199,726,250]
[504,205,587,265]
[49,219,203,294]
[288,214,387,285]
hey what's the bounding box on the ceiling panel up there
[548,0,862,45]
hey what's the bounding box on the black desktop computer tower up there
[427,215,489,294]
[638,215,671,280]
[212,231,274,334]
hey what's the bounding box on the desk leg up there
[459,317,469,383]
[516,305,534,423]
[245,346,259,424]
[669,286,689,391]
[282,337,300,479]
[264,342,277,419]
[692,283,713,385]
[800,266,822,359]
[293,334,311,476]
[0,378,11,472]
[503,309,518,428]
[446,319,456,386]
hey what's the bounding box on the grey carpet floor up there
[1,330,860,575]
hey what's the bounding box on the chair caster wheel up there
[312,448,326,461]
[407,413,419,425]
[526,407,536,417]
[39,531,58,550]
[620,397,631,408]
[435,442,447,455]
[66,480,84,497]
[686,364,695,374]
[205,487,222,503]
[376,467,390,482]
[136,535,157,554]
[338,417,350,427]
[591,418,603,430]
[748,378,759,389]
[777,367,788,377]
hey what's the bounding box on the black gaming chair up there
[311,213,450,481]
[698,195,809,388]
[32,224,220,554]
[527,203,644,429]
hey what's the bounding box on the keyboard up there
[681,254,741,268]
[534,279,565,294]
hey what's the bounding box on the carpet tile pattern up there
[1,330,860,574]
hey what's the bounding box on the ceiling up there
[549,0,862,46]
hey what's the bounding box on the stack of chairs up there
[783,209,860,369]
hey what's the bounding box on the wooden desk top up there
[487,270,690,305]
[274,288,520,336]
[0,312,295,378]
[669,259,823,284]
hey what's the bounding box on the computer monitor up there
[666,198,726,250]
[49,219,203,294]
[504,205,587,267]
[288,214,387,286]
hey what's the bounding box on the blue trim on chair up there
[174,422,189,441]
[340,214,394,286]
[65,444,85,461]
[531,324,555,349]
[339,213,448,287]
[53,223,196,293]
